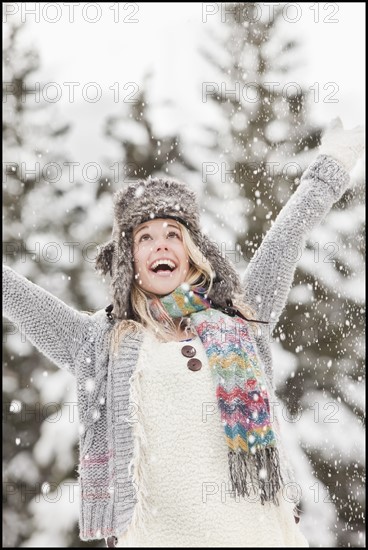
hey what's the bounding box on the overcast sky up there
[7,2,365,165]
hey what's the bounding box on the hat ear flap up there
[198,234,242,301]
[110,238,134,320]
[95,241,115,276]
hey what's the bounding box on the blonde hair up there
[110,221,260,353]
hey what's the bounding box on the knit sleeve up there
[3,264,94,375]
[242,154,350,327]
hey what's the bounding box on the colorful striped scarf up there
[148,284,283,505]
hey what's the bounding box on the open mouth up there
[149,259,177,275]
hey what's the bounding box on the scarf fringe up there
[228,446,283,506]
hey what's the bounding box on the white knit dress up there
[115,331,309,548]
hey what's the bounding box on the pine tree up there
[3,20,105,548]
[201,3,365,547]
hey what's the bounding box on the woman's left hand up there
[318,117,365,173]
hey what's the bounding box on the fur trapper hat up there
[95,177,242,321]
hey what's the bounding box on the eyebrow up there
[134,223,180,237]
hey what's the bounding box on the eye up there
[139,233,151,242]
[167,231,181,239]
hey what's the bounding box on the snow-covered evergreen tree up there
[201,3,365,546]
[3,20,104,548]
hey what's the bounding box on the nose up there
[153,236,169,251]
[155,242,169,251]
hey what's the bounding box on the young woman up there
[3,119,363,547]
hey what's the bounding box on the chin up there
[150,279,181,296]
[152,284,177,296]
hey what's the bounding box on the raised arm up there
[242,154,350,326]
[3,264,95,375]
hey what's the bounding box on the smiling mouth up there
[150,265,177,276]
[149,259,178,275]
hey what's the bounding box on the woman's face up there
[132,218,190,296]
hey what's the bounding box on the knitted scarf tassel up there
[228,447,283,505]
[148,285,284,506]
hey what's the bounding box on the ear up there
[95,241,115,276]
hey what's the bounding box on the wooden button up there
[181,345,196,358]
[187,358,202,371]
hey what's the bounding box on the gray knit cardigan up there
[3,155,349,542]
